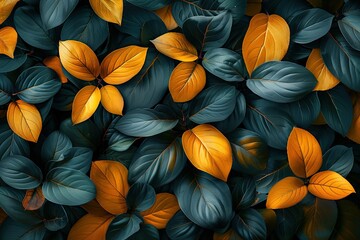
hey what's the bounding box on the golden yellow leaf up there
[308,170,356,200]
[89,0,123,25]
[169,62,206,102]
[100,85,124,115]
[7,100,42,143]
[266,177,308,209]
[68,214,114,240]
[155,5,178,30]
[0,208,6,225]
[0,0,19,24]
[72,85,101,124]
[141,193,180,229]
[43,56,68,84]
[287,127,322,178]
[90,160,129,215]
[213,229,241,240]
[182,124,232,181]
[151,32,198,62]
[246,0,262,16]
[59,40,100,81]
[0,26,17,58]
[242,13,290,74]
[100,45,148,85]
[347,93,360,143]
[22,187,45,211]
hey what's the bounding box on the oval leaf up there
[126,183,156,212]
[72,85,101,125]
[231,209,267,240]
[320,145,354,177]
[338,14,360,51]
[39,0,79,29]
[166,211,203,240]
[22,187,45,211]
[107,214,142,240]
[0,0,19,24]
[0,27,17,58]
[41,130,72,162]
[89,0,123,25]
[100,85,124,115]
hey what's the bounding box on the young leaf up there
[308,170,355,200]
[39,0,79,29]
[100,46,148,85]
[59,40,100,81]
[100,85,124,115]
[287,127,322,178]
[22,187,45,211]
[151,32,198,62]
[7,100,42,143]
[266,177,308,209]
[182,124,232,181]
[0,0,19,24]
[89,0,123,25]
[242,13,290,74]
[169,62,206,102]
[155,5,178,30]
[43,56,68,83]
[0,27,17,58]
[338,14,360,51]
[72,85,101,125]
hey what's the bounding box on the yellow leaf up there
[151,32,198,62]
[7,100,42,142]
[100,45,148,85]
[155,5,178,30]
[182,124,232,181]
[43,56,68,84]
[0,0,19,24]
[59,40,100,81]
[246,0,262,16]
[287,127,322,178]
[242,13,290,74]
[0,26,17,58]
[169,62,206,102]
[100,85,124,115]
[22,187,45,211]
[72,85,101,124]
[306,49,340,91]
[347,93,360,143]
[213,229,241,240]
[68,214,114,240]
[141,193,179,229]
[89,0,123,25]
[90,160,129,215]
[308,170,355,200]
[266,177,308,209]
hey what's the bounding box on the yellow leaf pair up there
[0,26,17,58]
[0,0,19,24]
[266,127,355,209]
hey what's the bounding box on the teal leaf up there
[106,214,143,240]
[263,0,311,21]
[37,97,53,121]
[320,145,354,177]
[42,201,68,231]
[0,49,28,73]
[41,130,72,163]
[0,123,30,160]
[140,19,167,45]
[0,218,46,240]
[126,183,156,212]
[105,117,137,152]
[230,177,257,210]
[338,14,360,51]
[275,206,304,240]
[343,0,360,16]
[127,0,171,11]
[93,105,116,132]
[128,224,159,240]
[166,211,203,240]
[231,209,267,240]
[0,74,13,105]
[52,83,77,111]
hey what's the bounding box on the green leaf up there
[39,0,79,29]
[343,0,360,16]
[52,83,77,111]
[126,183,156,212]
[105,117,137,152]
[127,0,171,11]
[93,105,115,132]
[275,206,304,240]
[247,61,317,103]
[183,12,232,52]
[0,74,13,105]
[202,48,247,81]
[263,0,311,21]
[189,85,236,124]
[0,49,28,73]
[42,201,68,231]
[320,145,354,177]
[41,130,72,163]
[15,66,61,104]
[128,224,159,240]
[0,155,43,190]
[128,136,186,187]
[338,14,360,51]
[0,218,46,240]
[37,97,53,121]
[231,209,267,240]
[308,125,335,152]
[230,177,257,210]
[140,19,167,45]
[0,123,30,160]
[106,213,143,240]
[42,167,96,206]
[330,200,360,239]
[289,8,334,44]
[166,211,203,240]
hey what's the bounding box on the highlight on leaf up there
[72,85,101,125]
[43,56,68,84]
[0,26,17,58]
[0,0,19,24]
[22,187,45,211]
[100,85,124,115]
[155,5,178,30]
[89,0,123,25]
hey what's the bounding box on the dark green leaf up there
[127,0,171,11]
[166,211,203,240]
[263,0,311,21]
[52,83,77,111]
[126,183,156,212]
[106,213,142,240]
[140,19,167,45]
[40,0,79,29]
[231,209,267,240]
[0,123,30,160]
[330,200,360,239]
[320,145,354,177]
[0,218,46,240]
[105,117,137,152]
[285,42,312,61]
[0,74,13,105]
[275,206,304,240]
[0,49,28,73]
[93,105,115,132]
[100,147,137,169]
[230,177,257,210]
[338,14,360,51]
[42,201,68,231]
[224,17,250,52]
[128,224,159,240]
[41,130,72,163]
[307,125,335,152]
[37,98,53,121]
[343,0,360,16]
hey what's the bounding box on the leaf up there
[0,27,17,59]
[151,32,198,62]
[106,127,137,152]
[155,5,178,30]
[0,0,19,24]
[182,124,232,181]
[0,49,27,73]
[320,145,354,177]
[39,0,79,29]
[230,177,257,210]
[106,214,142,240]
[42,167,96,206]
[43,56,68,84]
[348,93,360,143]
[242,13,290,74]
[127,0,170,11]
[100,46,148,85]
[338,14,360,51]
[0,155,42,190]
[72,85,101,125]
[43,201,68,231]
[0,122,30,160]
[266,177,308,209]
[166,211,203,240]
[41,130,72,162]
[0,74,13,106]
[140,18,167,45]
[7,100,42,143]
[59,40,100,81]
[126,183,156,212]
[89,0,123,25]
[308,170,355,200]
[231,209,267,240]
[213,229,241,240]
[90,160,129,215]
[169,62,206,102]
[22,187,45,210]
[68,214,114,240]
[287,127,322,178]
[0,218,46,240]
[275,206,304,240]
[246,61,317,103]
[128,224,159,240]
[99,85,124,115]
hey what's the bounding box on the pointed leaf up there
[100,85,124,115]
[39,0,79,29]
[106,214,142,240]
[155,5,178,30]
[41,130,72,162]
[320,145,354,177]
[0,0,19,24]
[22,187,45,211]
[43,56,68,83]
[338,14,360,51]
[89,0,123,25]
[72,85,101,124]
[0,27,17,59]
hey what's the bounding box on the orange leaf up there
[287,127,322,178]
[0,0,19,24]
[151,32,198,62]
[7,100,42,142]
[242,13,290,74]
[72,85,101,124]
[246,0,262,16]
[169,62,206,102]
[0,26,17,58]
[22,187,45,211]
[82,199,110,217]
[68,214,114,240]
[308,171,355,200]
[155,5,178,30]
[141,193,179,229]
[100,85,124,115]
[266,177,308,209]
[89,0,123,25]
[182,124,232,181]
[100,45,148,85]
[43,56,68,83]
[59,40,100,81]
[347,93,360,143]
[90,160,129,215]
[214,229,241,240]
